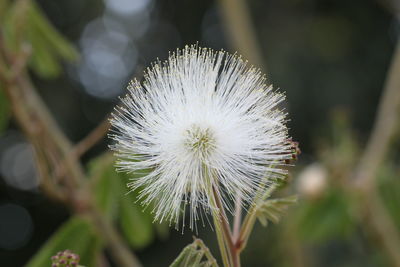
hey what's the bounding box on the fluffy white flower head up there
[110,45,293,229]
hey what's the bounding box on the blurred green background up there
[0,0,399,266]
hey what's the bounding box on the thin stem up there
[218,0,266,71]
[211,185,240,267]
[211,205,231,267]
[363,189,400,267]
[354,41,400,191]
[209,188,231,267]
[237,205,257,252]
[88,207,142,267]
[203,164,231,267]
[237,181,277,252]
[71,117,110,158]
[352,41,400,266]
[232,192,242,242]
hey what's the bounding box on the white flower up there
[110,45,293,229]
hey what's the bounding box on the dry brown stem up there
[218,0,266,71]
[353,42,400,267]
[0,4,141,264]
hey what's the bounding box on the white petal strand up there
[110,45,293,229]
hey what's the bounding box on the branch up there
[88,207,142,267]
[71,117,110,158]
[353,41,400,267]
[354,41,400,190]
[364,190,400,267]
[2,75,142,267]
[218,0,266,71]
[0,3,141,263]
[70,66,145,159]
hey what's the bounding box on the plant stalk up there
[232,192,242,242]
[237,205,258,252]
[210,198,231,266]
[210,185,241,267]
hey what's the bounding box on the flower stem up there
[210,198,231,266]
[237,180,278,252]
[210,185,241,267]
[232,192,242,242]
[203,165,231,267]
[237,205,258,252]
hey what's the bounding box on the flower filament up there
[184,125,216,161]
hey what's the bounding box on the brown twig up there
[32,139,67,203]
[71,117,110,158]
[0,2,141,265]
[5,77,141,266]
[353,41,400,267]
[354,42,400,190]
[1,71,140,266]
[88,207,142,267]
[364,190,400,267]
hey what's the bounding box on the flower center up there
[184,125,216,160]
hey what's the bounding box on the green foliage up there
[88,153,169,250]
[294,190,355,243]
[26,216,101,267]
[256,195,297,227]
[378,164,400,229]
[0,0,10,26]
[119,191,155,249]
[2,0,78,78]
[89,155,121,220]
[170,238,218,267]
[319,110,359,173]
[291,113,357,243]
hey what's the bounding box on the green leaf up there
[26,1,78,78]
[94,168,120,220]
[122,174,170,245]
[26,216,102,267]
[119,191,155,250]
[88,152,169,249]
[3,0,78,78]
[170,238,218,267]
[89,153,170,248]
[256,195,297,227]
[89,153,120,220]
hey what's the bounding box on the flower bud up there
[51,250,81,267]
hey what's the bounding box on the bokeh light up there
[0,203,33,250]
[0,133,38,192]
[76,18,138,99]
[104,0,152,16]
